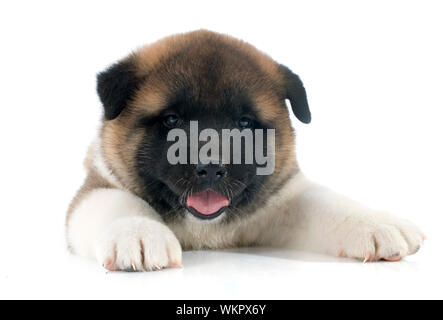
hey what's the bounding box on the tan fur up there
[130,30,286,118]
[134,30,279,78]
[66,169,113,226]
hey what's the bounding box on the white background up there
[0,0,442,299]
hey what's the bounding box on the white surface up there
[0,246,440,300]
[1,0,442,299]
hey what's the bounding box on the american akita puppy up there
[66,30,424,271]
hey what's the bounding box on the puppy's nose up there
[194,163,227,184]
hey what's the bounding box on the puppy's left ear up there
[96,59,140,120]
[279,65,311,124]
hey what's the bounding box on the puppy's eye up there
[238,116,253,129]
[163,114,181,128]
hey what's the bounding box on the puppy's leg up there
[285,174,425,261]
[67,188,182,271]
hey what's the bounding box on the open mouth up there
[185,189,230,220]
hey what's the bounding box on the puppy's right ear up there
[96,59,140,120]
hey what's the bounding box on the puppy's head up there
[97,30,310,222]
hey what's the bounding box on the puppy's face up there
[97,30,310,223]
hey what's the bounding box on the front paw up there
[96,217,182,272]
[338,214,425,262]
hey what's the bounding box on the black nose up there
[194,163,227,184]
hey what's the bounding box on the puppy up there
[66,30,424,271]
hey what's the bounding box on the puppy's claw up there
[384,253,402,262]
[169,261,183,268]
[104,258,117,271]
[363,253,371,263]
[337,250,346,258]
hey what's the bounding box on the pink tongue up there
[186,190,229,215]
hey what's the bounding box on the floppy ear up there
[279,65,311,124]
[96,59,140,120]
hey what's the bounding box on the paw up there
[337,214,425,262]
[95,217,182,272]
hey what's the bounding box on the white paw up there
[95,217,182,271]
[337,213,425,262]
